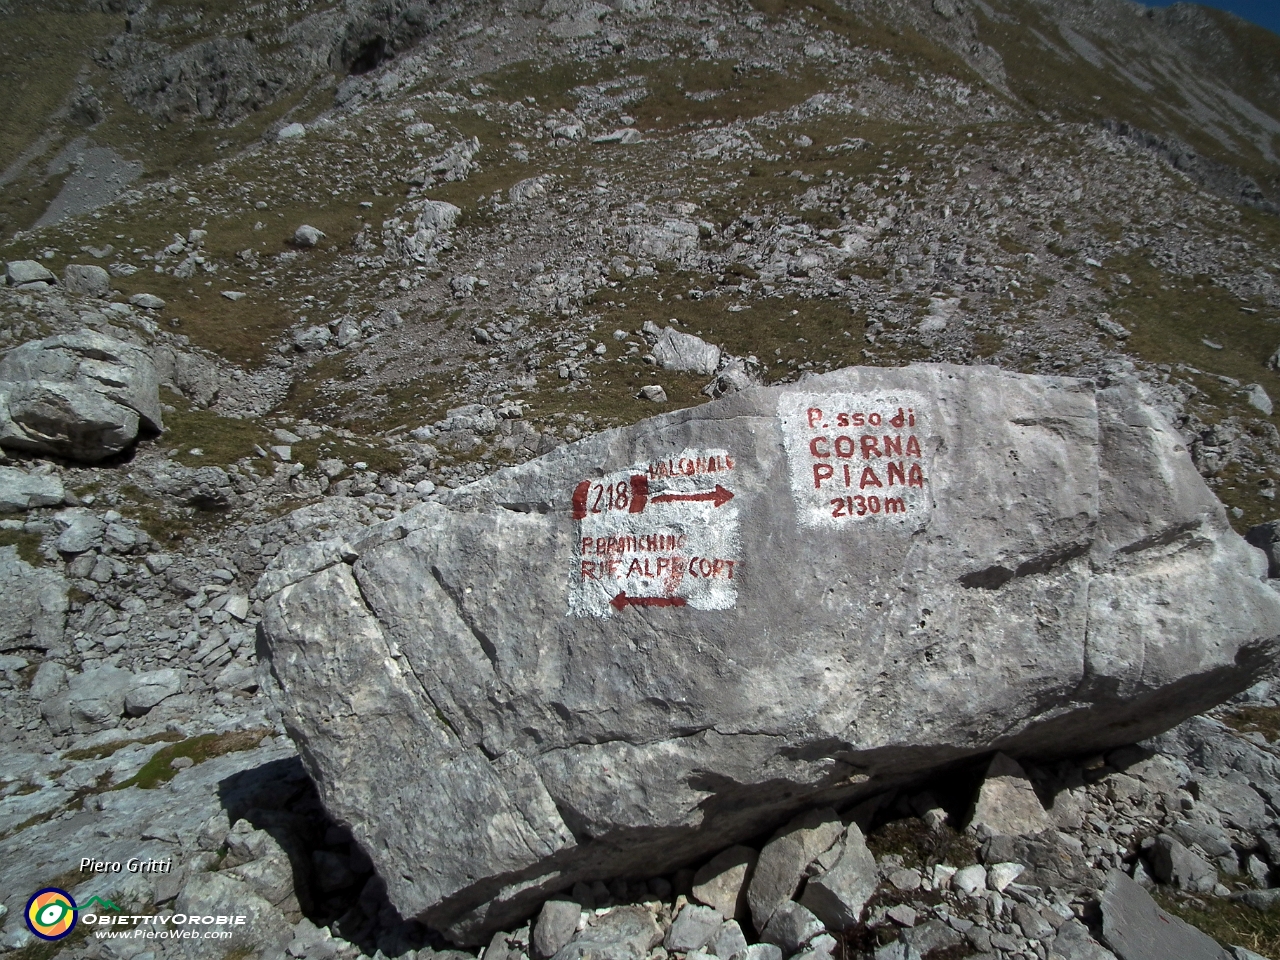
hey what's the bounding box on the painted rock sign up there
[570,448,740,617]
[778,392,930,526]
[259,364,1280,947]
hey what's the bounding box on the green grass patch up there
[0,8,121,171]
[521,363,711,430]
[479,58,618,114]
[481,51,853,134]
[112,729,269,792]
[276,354,363,426]
[1102,254,1280,412]
[515,278,884,431]
[866,816,980,872]
[4,923,91,960]
[585,275,870,379]
[290,436,405,475]
[61,730,184,763]
[973,0,1280,202]
[971,330,1005,359]
[1221,705,1280,743]
[1157,892,1280,959]
[0,0,341,238]
[159,389,272,468]
[1214,458,1280,535]
[749,0,985,87]
[117,484,207,545]
[278,354,449,442]
[0,529,44,567]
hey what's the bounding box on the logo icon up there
[25,888,77,941]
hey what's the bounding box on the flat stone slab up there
[258,364,1280,945]
[1100,869,1231,960]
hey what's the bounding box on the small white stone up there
[987,862,1024,892]
[951,864,987,897]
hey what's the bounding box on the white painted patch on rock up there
[777,392,931,528]
[570,448,740,618]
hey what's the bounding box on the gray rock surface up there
[533,899,582,958]
[54,506,105,553]
[0,466,64,512]
[124,668,184,716]
[798,822,878,929]
[552,905,662,960]
[692,845,757,920]
[1099,869,1230,960]
[175,861,295,959]
[710,920,749,959]
[128,292,166,309]
[63,263,112,296]
[666,902,723,952]
[1244,384,1272,416]
[1244,520,1280,578]
[0,329,163,462]
[982,831,1093,893]
[0,546,67,653]
[748,809,844,933]
[967,752,1052,837]
[259,365,1280,944]
[295,224,325,247]
[899,919,963,954]
[1051,919,1118,960]
[1229,888,1280,910]
[760,901,825,954]
[1150,833,1218,893]
[65,663,134,732]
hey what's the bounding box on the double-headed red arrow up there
[610,591,688,611]
[650,484,734,508]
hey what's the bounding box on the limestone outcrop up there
[257,364,1280,944]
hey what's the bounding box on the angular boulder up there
[798,823,878,929]
[124,668,184,716]
[651,327,722,376]
[692,845,757,920]
[0,466,64,512]
[63,263,111,297]
[966,752,1052,837]
[5,260,55,287]
[0,329,162,462]
[258,364,1280,945]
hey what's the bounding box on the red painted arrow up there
[610,591,688,611]
[650,484,735,508]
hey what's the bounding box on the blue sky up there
[1143,1,1280,37]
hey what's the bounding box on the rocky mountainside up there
[1,0,1280,958]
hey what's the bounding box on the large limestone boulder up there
[258,364,1280,945]
[0,329,162,462]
